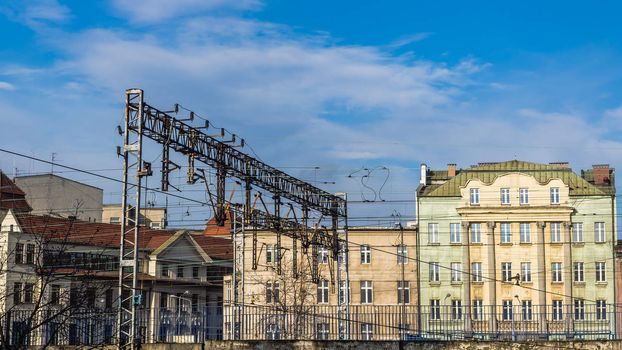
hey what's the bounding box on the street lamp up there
[170,291,192,336]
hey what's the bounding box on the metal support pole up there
[216,145,226,226]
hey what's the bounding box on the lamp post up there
[171,291,191,336]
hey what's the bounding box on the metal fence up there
[2,304,621,346]
[223,303,622,341]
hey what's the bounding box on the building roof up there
[14,173,103,192]
[202,212,232,236]
[420,160,615,197]
[191,234,232,261]
[0,171,32,212]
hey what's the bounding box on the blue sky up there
[1,1,622,226]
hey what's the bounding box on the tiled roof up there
[0,172,32,212]
[202,212,232,236]
[420,160,614,197]
[191,234,232,261]
[14,214,176,250]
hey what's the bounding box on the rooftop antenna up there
[51,153,57,174]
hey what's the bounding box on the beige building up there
[102,204,167,229]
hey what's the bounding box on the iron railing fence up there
[223,303,622,341]
[1,304,620,345]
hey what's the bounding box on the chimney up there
[447,163,456,177]
[593,164,610,185]
[420,164,427,186]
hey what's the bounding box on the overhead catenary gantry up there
[117,88,350,348]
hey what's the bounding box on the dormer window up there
[519,188,529,205]
[470,188,480,205]
[550,187,560,204]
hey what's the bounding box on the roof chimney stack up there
[420,164,427,186]
[447,163,456,177]
[593,164,610,185]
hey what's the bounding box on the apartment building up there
[417,160,616,339]
[102,203,168,229]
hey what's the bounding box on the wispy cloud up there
[0,82,15,90]
[110,0,261,23]
[388,32,433,49]
[1,0,70,28]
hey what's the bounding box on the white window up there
[500,188,510,205]
[360,281,373,304]
[318,246,328,264]
[429,263,440,282]
[596,262,606,282]
[109,217,121,224]
[472,299,484,320]
[521,262,532,283]
[520,223,531,243]
[430,299,441,320]
[573,262,584,282]
[595,222,606,242]
[472,262,482,282]
[266,281,279,304]
[502,300,513,320]
[552,262,563,282]
[361,323,373,341]
[451,300,462,320]
[470,188,480,205]
[501,262,512,282]
[316,323,330,340]
[317,279,329,304]
[500,223,512,243]
[550,187,560,204]
[522,300,533,321]
[450,223,461,243]
[266,244,274,264]
[574,299,585,320]
[597,300,607,320]
[552,300,563,320]
[360,245,371,264]
[339,281,351,304]
[519,188,529,204]
[550,222,562,243]
[397,245,408,264]
[428,223,439,244]
[451,262,462,283]
[397,281,410,304]
[572,223,584,243]
[471,223,481,243]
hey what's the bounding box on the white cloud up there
[0,82,15,90]
[110,0,261,23]
[1,0,70,28]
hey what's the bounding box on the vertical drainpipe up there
[537,221,548,338]
[416,192,422,336]
[487,221,497,337]
[463,222,472,337]
[611,194,617,338]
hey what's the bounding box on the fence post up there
[5,310,10,346]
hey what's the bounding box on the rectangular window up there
[500,223,512,243]
[451,262,462,283]
[520,223,531,243]
[471,223,481,243]
[500,188,510,205]
[574,299,585,320]
[572,223,584,243]
[429,263,440,282]
[596,262,606,282]
[397,244,408,264]
[596,300,607,320]
[522,300,533,321]
[470,188,480,205]
[105,289,114,309]
[550,223,562,243]
[450,223,461,243]
[550,187,560,204]
[339,281,350,304]
[501,262,512,282]
[360,245,371,264]
[160,292,168,308]
[191,294,199,312]
[502,300,513,320]
[473,300,484,320]
[521,262,532,282]
[430,299,441,320]
[266,281,279,304]
[14,282,22,305]
[161,263,169,277]
[361,323,373,341]
[360,281,373,304]
[317,279,329,304]
[552,262,563,282]
[15,243,23,264]
[316,323,330,340]
[552,300,563,321]
[25,244,35,264]
[519,188,529,204]
[451,300,463,320]
[192,266,199,279]
[595,222,606,242]
[318,246,328,264]
[24,283,34,304]
[397,281,410,304]
[177,265,184,278]
[573,262,584,282]
[428,223,439,244]
[472,262,482,282]
[109,216,120,224]
[266,244,274,264]
[50,285,61,305]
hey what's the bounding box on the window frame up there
[450,223,461,243]
[471,223,481,243]
[501,262,512,282]
[573,262,584,283]
[397,244,408,264]
[572,223,584,243]
[596,300,607,320]
[552,300,563,321]
[317,279,329,304]
[552,262,563,282]
[522,300,533,321]
[596,262,606,282]
[429,262,440,282]
[397,281,410,304]
[550,222,562,243]
[450,262,462,283]
[428,223,439,244]
[470,188,480,205]
[500,223,512,244]
[550,187,560,204]
[472,262,482,282]
[451,299,463,320]
[519,188,529,205]
[574,299,585,320]
[360,281,373,304]
[595,222,606,243]
[521,262,532,283]
[520,223,531,243]
[360,245,371,264]
[430,299,441,320]
[500,188,510,205]
[502,300,513,321]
